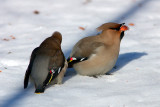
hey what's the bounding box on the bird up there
[67,22,128,76]
[24,31,68,93]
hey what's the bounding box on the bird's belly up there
[30,55,50,84]
[73,53,118,76]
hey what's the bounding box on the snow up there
[0,0,160,107]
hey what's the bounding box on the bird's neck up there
[100,32,120,46]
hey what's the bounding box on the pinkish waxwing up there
[67,22,128,76]
[24,31,68,93]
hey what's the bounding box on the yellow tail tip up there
[35,92,41,94]
[69,60,72,62]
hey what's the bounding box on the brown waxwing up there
[67,22,128,76]
[24,31,68,93]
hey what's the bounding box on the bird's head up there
[97,22,129,40]
[51,31,62,44]
[39,31,62,50]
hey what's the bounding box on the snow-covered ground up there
[0,0,160,106]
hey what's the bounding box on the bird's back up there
[70,35,103,58]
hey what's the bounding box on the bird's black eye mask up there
[110,23,125,31]
[110,23,125,40]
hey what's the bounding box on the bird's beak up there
[120,25,129,31]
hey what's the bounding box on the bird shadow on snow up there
[0,85,32,107]
[110,52,147,73]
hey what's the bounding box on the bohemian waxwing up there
[67,22,128,76]
[24,31,68,93]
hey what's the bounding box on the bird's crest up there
[97,22,128,32]
[51,31,62,43]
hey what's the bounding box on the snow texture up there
[0,0,160,107]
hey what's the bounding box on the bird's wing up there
[71,36,104,57]
[43,50,65,87]
[24,47,39,89]
[68,37,105,68]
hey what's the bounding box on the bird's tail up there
[24,68,31,89]
[35,85,45,94]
